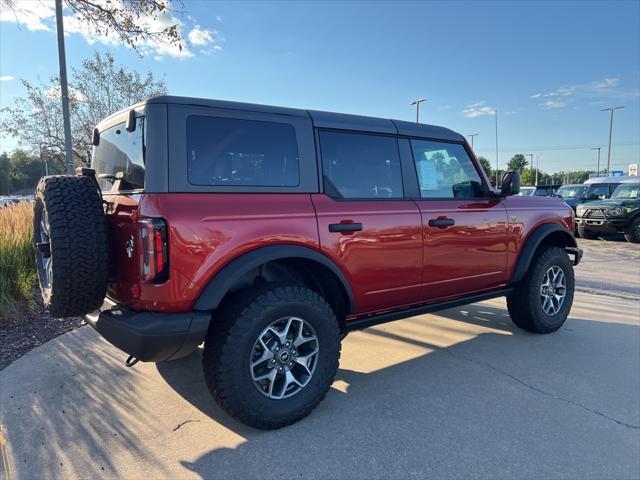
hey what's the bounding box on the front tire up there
[577,225,598,240]
[202,283,341,429]
[623,217,640,243]
[507,245,575,333]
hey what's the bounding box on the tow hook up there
[125,355,139,368]
[564,246,583,266]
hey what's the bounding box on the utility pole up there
[410,98,426,123]
[601,106,624,176]
[591,147,601,176]
[535,155,539,185]
[467,133,479,149]
[55,0,74,175]
[494,110,499,187]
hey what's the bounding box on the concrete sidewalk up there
[1,292,639,479]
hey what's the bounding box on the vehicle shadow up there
[0,327,172,479]
[156,302,640,479]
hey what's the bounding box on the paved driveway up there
[1,290,639,479]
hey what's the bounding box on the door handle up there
[329,222,363,233]
[428,218,455,228]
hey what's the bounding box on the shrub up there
[0,201,36,318]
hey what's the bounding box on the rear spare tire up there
[33,175,108,317]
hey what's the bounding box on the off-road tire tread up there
[202,283,341,429]
[624,217,640,243]
[35,175,108,317]
[507,245,574,333]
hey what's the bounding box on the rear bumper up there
[83,298,210,362]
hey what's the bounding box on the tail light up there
[138,218,169,283]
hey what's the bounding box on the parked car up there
[517,184,561,197]
[554,184,588,213]
[580,175,637,202]
[33,96,582,429]
[575,178,640,243]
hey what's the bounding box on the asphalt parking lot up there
[1,238,639,480]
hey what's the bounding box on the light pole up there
[601,106,624,175]
[525,154,534,185]
[467,133,479,149]
[55,0,74,175]
[410,98,426,123]
[494,110,499,187]
[591,147,601,176]
[535,155,540,185]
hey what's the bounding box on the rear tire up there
[202,283,341,429]
[507,245,574,333]
[33,175,108,317]
[577,225,598,240]
[623,217,640,243]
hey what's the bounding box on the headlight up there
[576,206,586,215]
[604,207,623,216]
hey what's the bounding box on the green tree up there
[507,154,529,175]
[0,153,10,195]
[477,156,492,180]
[520,169,536,186]
[0,52,167,168]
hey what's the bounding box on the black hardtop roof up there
[137,95,465,142]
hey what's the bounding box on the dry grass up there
[0,201,36,318]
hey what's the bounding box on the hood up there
[580,198,638,209]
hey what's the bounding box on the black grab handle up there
[428,218,455,227]
[329,223,363,233]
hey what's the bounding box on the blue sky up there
[1,0,639,174]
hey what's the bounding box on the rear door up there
[312,130,423,314]
[408,139,509,301]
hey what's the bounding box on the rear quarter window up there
[187,116,300,187]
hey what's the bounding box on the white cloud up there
[188,26,213,46]
[0,0,221,60]
[531,77,623,100]
[0,1,54,31]
[0,75,15,81]
[540,100,567,109]
[462,101,496,118]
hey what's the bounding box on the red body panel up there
[105,193,319,312]
[502,195,575,279]
[311,194,423,313]
[103,191,574,317]
[415,198,509,300]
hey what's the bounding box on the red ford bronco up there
[33,96,582,429]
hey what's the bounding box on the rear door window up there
[319,131,404,199]
[187,116,299,187]
[410,140,485,199]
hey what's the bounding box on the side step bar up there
[343,288,513,332]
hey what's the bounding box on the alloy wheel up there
[250,316,319,399]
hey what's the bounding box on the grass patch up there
[0,202,36,318]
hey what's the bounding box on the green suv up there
[575,180,640,243]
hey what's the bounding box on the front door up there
[408,139,509,301]
[312,130,423,314]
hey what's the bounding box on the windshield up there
[611,184,640,199]
[92,117,145,192]
[518,187,535,196]
[556,185,587,198]
[586,184,610,199]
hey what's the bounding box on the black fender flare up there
[192,245,355,313]
[511,223,578,283]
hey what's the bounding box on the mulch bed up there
[0,293,82,370]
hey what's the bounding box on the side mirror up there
[500,171,520,196]
[125,109,136,133]
[91,128,100,146]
